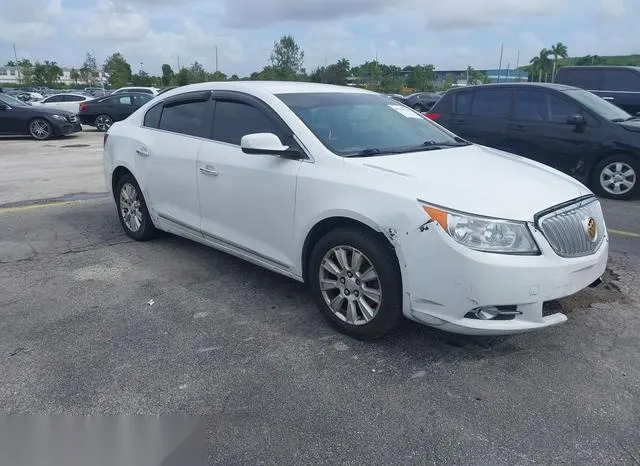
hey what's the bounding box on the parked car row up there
[0,93,81,139]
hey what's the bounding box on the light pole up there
[140,62,144,73]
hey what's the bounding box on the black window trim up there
[210,90,309,160]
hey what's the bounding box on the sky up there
[1,0,638,77]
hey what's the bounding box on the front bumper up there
[52,118,82,136]
[398,220,609,336]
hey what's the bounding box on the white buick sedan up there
[103,82,608,339]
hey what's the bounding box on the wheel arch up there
[300,215,403,286]
[586,148,640,180]
[111,165,135,200]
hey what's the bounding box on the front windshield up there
[276,92,463,156]
[0,93,29,108]
[564,89,631,121]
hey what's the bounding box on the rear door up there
[110,95,138,121]
[135,91,212,232]
[41,94,65,109]
[449,88,512,150]
[506,89,595,173]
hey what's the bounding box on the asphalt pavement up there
[1,132,639,464]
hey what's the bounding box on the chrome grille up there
[538,197,606,258]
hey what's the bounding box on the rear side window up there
[555,68,603,90]
[118,96,133,105]
[470,89,511,118]
[158,100,210,138]
[602,69,640,91]
[44,95,64,103]
[454,92,473,115]
[212,100,282,145]
[143,103,162,128]
[63,95,85,102]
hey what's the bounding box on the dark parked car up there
[0,93,81,140]
[555,66,640,115]
[427,83,639,199]
[79,92,153,131]
[402,92,442,112]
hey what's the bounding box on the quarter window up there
[143,103,163,128]
[158,100,210,138]
[212,100,282,145]
[470,90,511,118]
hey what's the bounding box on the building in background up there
[0,66,108,86]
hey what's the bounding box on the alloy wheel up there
[600,162,636,196]
[119,183,143,232]
[96,115,112,132]
[30,120,50,139]
[318,245,382,325]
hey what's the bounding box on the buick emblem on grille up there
[585,217,597,242]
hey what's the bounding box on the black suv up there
[555,66,640,115]
[427,83,639,199]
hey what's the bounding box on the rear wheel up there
[95,114,113,132]
[115,174,158,241]
[592,154,638,200]
[308,227,403,340]
[29,118,52,140]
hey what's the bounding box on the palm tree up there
[550,42,568,82]
[530,48,551,82]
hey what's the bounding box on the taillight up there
[79,102,88,112]
[103,134,109,147]
[425,112,441,121]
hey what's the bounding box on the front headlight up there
[51,114,67,120]
[422,204,539,254]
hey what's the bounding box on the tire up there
[308,227,403,340]
[95,114,113,132]
[29,118,53,140]
[592,154,638,200]
[115,173,158,241]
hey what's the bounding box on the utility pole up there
[497,43,504,83]
[215,46,218,73]
[515,50,520,81]
[506,63,510,82]
[13,44,21,82]
[177,54,181,71]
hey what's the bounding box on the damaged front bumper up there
[394,218,609,336]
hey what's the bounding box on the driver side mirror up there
[566,114,586,126]
[240,133,302,159]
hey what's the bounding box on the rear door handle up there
[199,166,218,176]
[509,124,526,131]
[135,147,150,157]
[602,96,615,101]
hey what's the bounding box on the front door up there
[506,89,594,175]
[197,96,301,270]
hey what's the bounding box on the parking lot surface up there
[1,135,639,464]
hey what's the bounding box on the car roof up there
[160,81,373,98]
[444,82,578,92]
[557,65,640,71]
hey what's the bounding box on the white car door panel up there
[197,141,300,268]
[197,97,301,269]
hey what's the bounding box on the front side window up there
[158,100,209,138]
[513,90,548,121]
[470,90,511,118]
[277,92,463,157]
[548,94,582,122]
[454,92,473,115]
[556,69,603,90]
[564,89,631,121]
[212,100,282,145]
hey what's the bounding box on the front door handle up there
[135,147,150,157]
[510,124,526,131]
[602,96,615,101]
[199,166,218,176]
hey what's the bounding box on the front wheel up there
[308,227,403,340]
[95,114,113,132]
[29,118,52,140]
[592,154,638,200]
[115,174,158,241]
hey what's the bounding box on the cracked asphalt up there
[1,132,639,464]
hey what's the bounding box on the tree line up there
[5,36,636,92]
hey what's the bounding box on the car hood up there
[347,144,591,221]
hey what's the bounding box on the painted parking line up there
[0,192,109,214]
[608,228,640,239]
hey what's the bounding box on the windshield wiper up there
[347,138,470,157]
[611,116,639,122]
